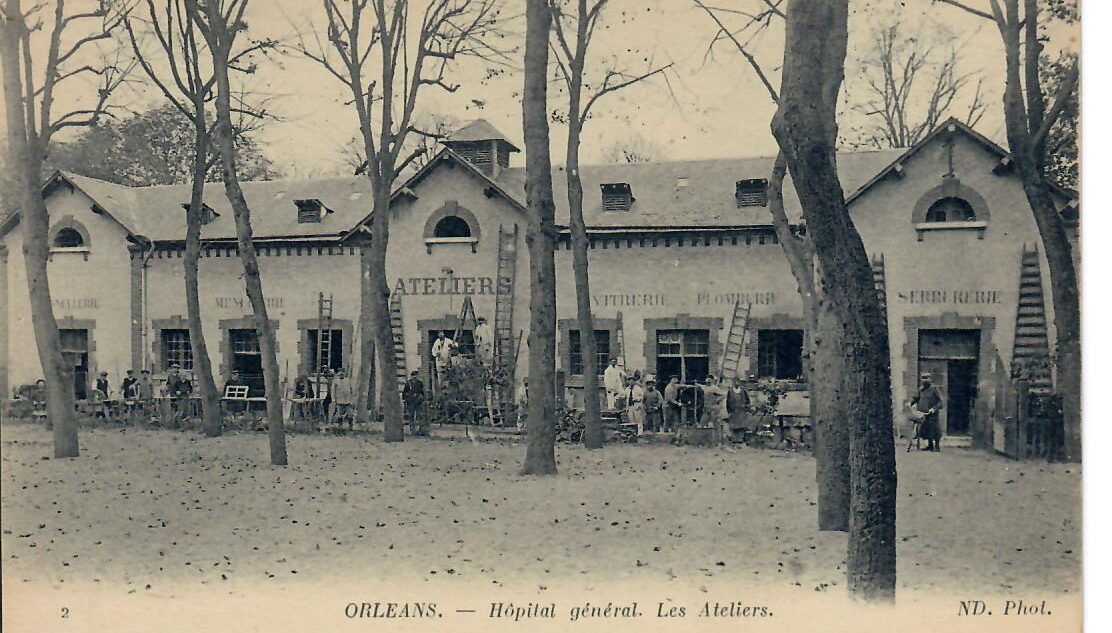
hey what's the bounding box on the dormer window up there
[181,202,218,225]
[295,199,326,224]
[736,178,768,207]
[601,183,633,212]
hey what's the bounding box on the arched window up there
[433,215,472,238]
[53,227,85,248]
[926,197,976,223]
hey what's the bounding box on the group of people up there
[291,368,357,429]
[603,357,753,440]
[430,316,495,383]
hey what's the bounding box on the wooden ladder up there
[1011,245,1053,392]
[314,293,334,398]
[389,291,407,390]
[453,295,479,346]
[493,225,519,423]
[493,225,519,377]
[616,311,628,369]
[871,254,888,315]
[719,301,752,383]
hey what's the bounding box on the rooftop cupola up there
[443,119,520,178]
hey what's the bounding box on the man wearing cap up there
[662,376,682,432]
[165,364,190,398]
[623,375,645,436]
[94,371,111,398]
[603,357,626,410]
[911,372,944,452]
[121,370,138,400]
[403,370,427,435]
[642,378,664,432]
[431,331,456,388]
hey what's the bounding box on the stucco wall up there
[143,243,363,386]
[3,186,134,392]
[552,231,803,381]
[850,134,1055,425]
[386,163,532,386]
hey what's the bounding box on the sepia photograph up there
[0,0,1097,630]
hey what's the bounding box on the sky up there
[1,0,1080,179]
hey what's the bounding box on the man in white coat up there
[431,331,456,385]
[474,317,494,365]
[602,357,626,410]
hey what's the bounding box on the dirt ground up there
[1,421,1081,604]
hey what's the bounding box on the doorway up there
[59,329,89,400]
[918,329,980,436]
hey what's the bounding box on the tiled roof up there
[445,119,521,151]
[61,172,374,242]
[493,150,906,229]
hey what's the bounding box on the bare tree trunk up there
[520,0,558,475]
[809,281,850,532]
[1,17,79,458]
[186,128,222,437]
[766,154,849,532]
[355,245,376,424]
[772,0,895,601]
[566,119,602,449]
[209,38,287,466]
[996,1,1081,461]
[368,187,405,442]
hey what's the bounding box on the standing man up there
[137,369,154,423]
[474,317,494,366]
[94,371,111,398]
[726,377,752,438]
[912,372,944,452]
[603,357,626,410]
[516,377,529,432]
[431,331,456,388]
[402,370,427,436]
[663,376,682,433]
[699,375,726,427]
[330,368,356,431]
[642,378,664,433]
[624,375,645,436]
[121,370,138,400]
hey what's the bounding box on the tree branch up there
[1032,57,1078,151]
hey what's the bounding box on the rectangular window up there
[568,329,611,376]
[756,329,804,380]
[228,329,265,395]
[161,329,193,371]
[656,329,710,383]
[306,329,344,371]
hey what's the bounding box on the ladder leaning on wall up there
[389,291,407,391]
[315,293,334,396]
[719,301,752,383]
[492,225,520,419]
